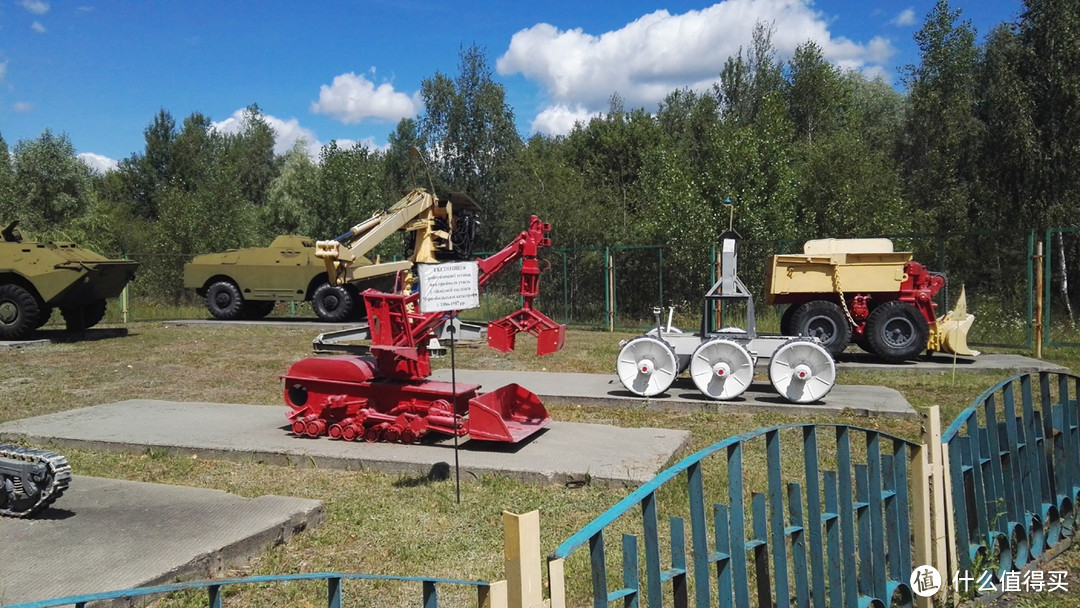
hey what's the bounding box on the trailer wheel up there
[789,300,851,357]
[616,335,679,397]
[865,301,929,363]
[0,284,41,340]
[313,283,355,322]
[206,281,245,320]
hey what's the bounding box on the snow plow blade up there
[934,286,980,357]
[466,383,551,443]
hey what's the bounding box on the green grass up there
[2,320,1077,607]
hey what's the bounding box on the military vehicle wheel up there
[61,299,107,331]
[312,283,354,322]
[789,300,851,357]
[779,304,799,336]
[33,306,53,329]
[0,284,41,340]
[206,281,245,320]
[243,300,275,320]
[865,300,929,363]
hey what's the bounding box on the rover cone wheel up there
[768,338,836,404]
[689,338,754,400]
[617,335,679,397]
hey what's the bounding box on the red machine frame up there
[282,216,565,444]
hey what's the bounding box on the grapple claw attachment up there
[487,307,566,356]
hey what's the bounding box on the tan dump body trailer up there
[766,238,976,362]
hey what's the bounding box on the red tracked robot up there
[282,214,565,444]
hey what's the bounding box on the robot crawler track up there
[0,444,71,518]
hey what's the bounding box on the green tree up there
[717,22,785,124]
[263,141,319,239]
[312,141,385,242]
[563,97,663,242]
[115,109,177,220]
[221,104,278,208]
[785,41,849,147]
[1018,0,1080,228]
[900,0,983,232]
[418,44,521,246]
[0,133,14,221]
[384,118,425,195]
[11,129,93,229]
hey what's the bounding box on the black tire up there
[312,283,355,322]
[33,306,53,329]
[242,300,276,320]
[61,299,107,331]
[779,304,799,336]
[865,300,930,363]
[206,281,245,320]
[788,300,852,357]
[0,284,41,340]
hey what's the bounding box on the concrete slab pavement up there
[430,369,916,418]
[0,400,692,488]
[0,327,128,350]
[0,476,324,607]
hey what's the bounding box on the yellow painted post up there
[503,510,543,608]
[919,405,955,606]
[121,282,130,324]
[479,580,509,608]
[941,449,959,606]
[910,441,934,608]
[547,557,566,608]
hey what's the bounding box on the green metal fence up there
[104,228,1080,351]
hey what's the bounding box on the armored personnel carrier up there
[0,221,139,341]
[183,235,392,322]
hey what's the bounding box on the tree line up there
[0,0,1076,311]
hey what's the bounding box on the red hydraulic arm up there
[281,215,565,444]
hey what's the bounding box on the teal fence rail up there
[549,424,920,608]
[942,371,1078,580]
[5,572,495,608]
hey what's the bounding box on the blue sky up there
[0,0,1023,172]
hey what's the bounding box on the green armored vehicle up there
[183,235,387,322]
[0,221,139,341]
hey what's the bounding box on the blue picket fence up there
[550,424,920,608]
[942,371,1079,580]
[4,572,496,608]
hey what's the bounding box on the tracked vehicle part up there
[0,445,71,518]
[282,214,564,444]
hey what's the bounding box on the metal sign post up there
[417,261,480,503]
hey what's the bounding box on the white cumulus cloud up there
[497,0,898,135]
[893,8,917,27]
[212,109,323,158]
[31,21,46,33]
[211,109,385,161]
[530,104,600,136]
[20,0,49,15]
[0,61,8,85]
[78,152,118,174]
[13,102,33,113]
[310,71,418,125]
